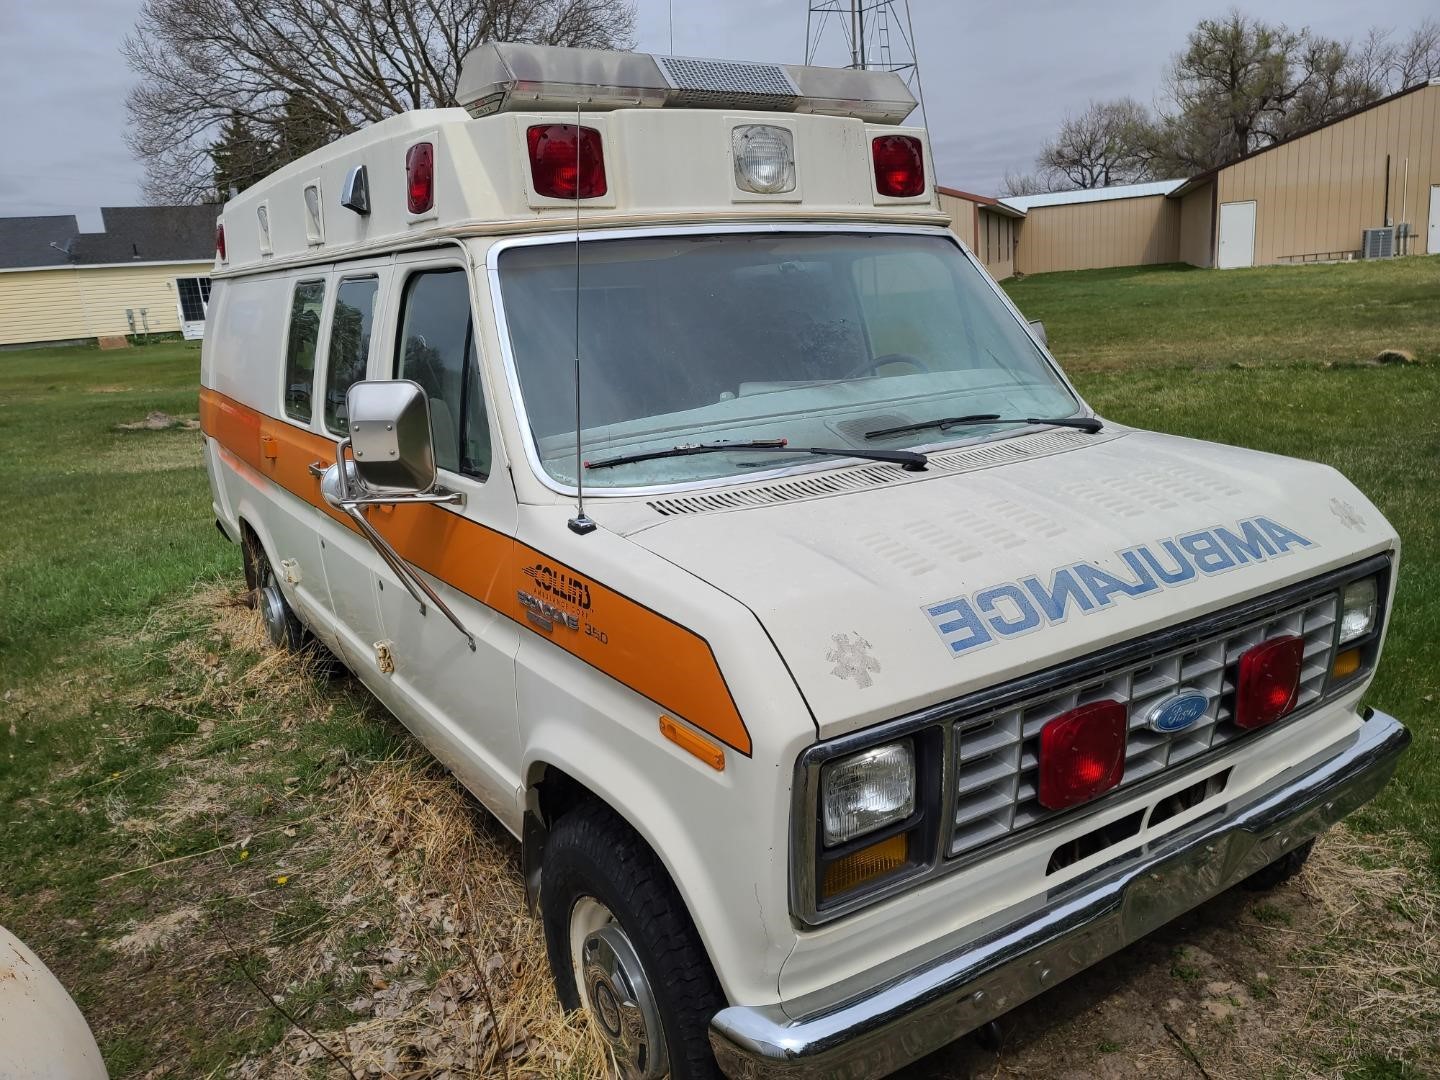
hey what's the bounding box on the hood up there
[622,430,1394,739]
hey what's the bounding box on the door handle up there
[308,461,328,478]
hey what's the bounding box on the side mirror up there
[1027,319,1048,346]
[345,379,436,496]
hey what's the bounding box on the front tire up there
[541,803,725,1079]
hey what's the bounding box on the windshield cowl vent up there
[645,428,1123,517]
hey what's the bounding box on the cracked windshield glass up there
[498,231,1080,487]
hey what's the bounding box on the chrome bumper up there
[710,708,1409,1080]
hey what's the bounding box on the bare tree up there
[1395,18,1440,86]
[124,0,637,203]
[1038,98,1152,188]
[999,171,1055,197]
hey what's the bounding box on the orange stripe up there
[200,388,752,754]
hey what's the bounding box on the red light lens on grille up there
[527,124,607,200]
[1038,700,1128,810]
[406,142,435,214]
[1235,635,1304,729]
[872,135,925,198]
[215,223,226,261]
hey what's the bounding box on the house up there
[0,205,218,347]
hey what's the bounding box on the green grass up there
[1004,259,1440,869]
[0,341,235,682]
[1005,258,1440,372]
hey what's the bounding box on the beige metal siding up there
[0,262,213,346]
[1215,82,1440,263]
[1013,194,1180,275]
[976,208,1016,280]
[938,190,978,249]
[937,191,1016,279]
[1178,183,1215,267]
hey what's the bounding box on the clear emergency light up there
[456,42,917,125]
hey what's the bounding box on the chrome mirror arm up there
[324,438,476,652]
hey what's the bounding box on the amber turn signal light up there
[821,833,909,898]
[1331,647,1362,680]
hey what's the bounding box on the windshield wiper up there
[584,438,928,472]
[864,413,1102,440]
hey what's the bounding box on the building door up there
[1218,201,1256,268]
[1428,185,1440,255]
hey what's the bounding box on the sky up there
[0,0,1435,225]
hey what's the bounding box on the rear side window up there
[283,280,325,422]
[324,277,379,434]
[393,269,490,479]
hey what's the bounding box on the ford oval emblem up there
[1146,689,1210,734]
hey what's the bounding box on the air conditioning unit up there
[1362,227,1396,259]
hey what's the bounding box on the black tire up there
[241,531,306,653]
[541,802,725,1080]
[1241,838,1315,891]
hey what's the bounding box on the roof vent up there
[456,43,915,124]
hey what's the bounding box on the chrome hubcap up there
[570,898,668,1079]
[258,569,289,647]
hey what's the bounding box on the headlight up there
[821,741,915,845]
[1339,577,1378,644]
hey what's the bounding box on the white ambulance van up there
[200,43,1410,1079]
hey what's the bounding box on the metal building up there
[945,78,1438,276]
[1170,77,1440,268]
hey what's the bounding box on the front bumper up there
[710,708,1409,1080]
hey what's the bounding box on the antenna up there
[567,99,597,536]
[805,0,926,123]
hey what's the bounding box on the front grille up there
[949,591,1339,858]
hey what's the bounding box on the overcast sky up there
[1,0,1434,226]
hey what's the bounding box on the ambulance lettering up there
[924,516,1315,656]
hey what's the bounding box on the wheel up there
[242,532,305,652]
[541,803,725,1079]
[1241,838,1315,891]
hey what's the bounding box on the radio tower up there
[805,0,926,117]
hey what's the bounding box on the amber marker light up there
[659,715,725,771]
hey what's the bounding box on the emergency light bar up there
[456,42,917,125]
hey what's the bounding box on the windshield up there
[496,231,1080,488]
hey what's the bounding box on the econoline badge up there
[1145,689,1210,734]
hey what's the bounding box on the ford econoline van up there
[200,43,1410,1079]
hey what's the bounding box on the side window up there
[283,280,325,423]
[323,277,379,434]
[393,269,490,479]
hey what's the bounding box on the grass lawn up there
[1,257,1437,1078]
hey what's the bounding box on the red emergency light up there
[406,142,435,214]
[1038,700,1128,810]
[1234,636,1304,729]
[872,134,925,198]
[527,124,607,200]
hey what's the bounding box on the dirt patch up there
[110,907,204,956]
[115,410,200,431]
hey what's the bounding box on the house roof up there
[935,186,1026,218]
[0,215,80,269]
[0,205,219,270]
[71,205,220,265]
[1168,76,1440,198]
[1000,179,1186,212]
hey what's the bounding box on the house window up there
[176,276,211,323]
